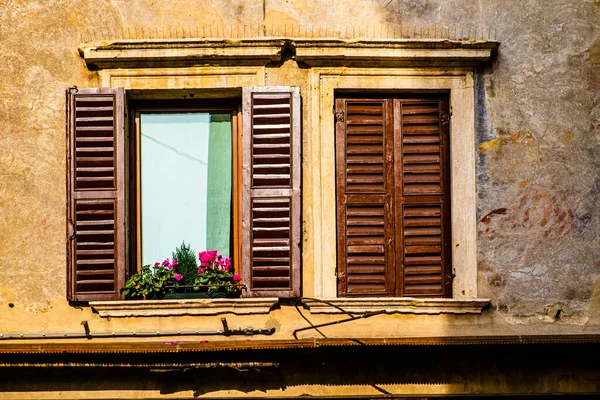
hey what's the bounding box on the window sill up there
[302,298,490,315]
[90,298,279,318]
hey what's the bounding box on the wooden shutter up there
[336,99,395,297]
[396,98,452,297]
[241,87,301,298]
[66,87,125,302]
[336,95,452,298]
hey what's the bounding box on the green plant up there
[123,260,178,300]
[172,241,198,286]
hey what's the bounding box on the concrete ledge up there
[293,39,499,67]
[79,39,286,69]
[302,298,491,314]
[90,298,279,317]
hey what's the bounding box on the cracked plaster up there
[0,0,599,330]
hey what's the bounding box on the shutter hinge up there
[68,85,79,94]
[441,112,451,124]
[335,109,345,123]
[336,270,346,284]
[68,219,76,241]
[444,271,455,286]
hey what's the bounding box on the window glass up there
[140,113,232,265]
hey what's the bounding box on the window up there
[66,87,301,302]
[133,107,239,271]
[335,94,452,298]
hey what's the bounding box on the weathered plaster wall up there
[1,0,599,338]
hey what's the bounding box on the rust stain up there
[479,137,503,154]
[540,206,552,226]
[479,130,537,154]
[483,188,575,239]
[562,132,574,144]
[480,208,508,224]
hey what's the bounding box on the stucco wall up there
[1,0,599,339]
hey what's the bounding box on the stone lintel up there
[79,39,286,69]
[303,298,491,314]
[90,298,279,317]
[293,39,499,67]
[79,38,499,69]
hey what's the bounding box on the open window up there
[66,86,301,302]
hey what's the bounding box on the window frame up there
[307,68,478,300]
[67,85,302,303]
[128,101,243,276]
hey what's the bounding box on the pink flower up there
[171,259,178,267]
[154,262,160,267]
[199,250,218,266]
[233,273,241,283]
[214,257,232,271]
[173,273,183,282]
[162,258,170,267]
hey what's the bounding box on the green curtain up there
[205,114,232,257]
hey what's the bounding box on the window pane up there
[140,113,232,265]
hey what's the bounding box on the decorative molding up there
[302,298,490,314]
[79,39,286,69]
[90,298,279,318]
[99,66,265,89]
[293,39,499,67]
[79,38,499,70]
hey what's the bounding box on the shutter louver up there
[398,98,451,297]
[67,87,125,302]
[337,99,395,297]
[242,87,301,298]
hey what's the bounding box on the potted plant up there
[123,259,179,300]
[123,245,243,300]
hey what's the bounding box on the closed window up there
[335,95,452,297]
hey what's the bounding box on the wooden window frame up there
[127,101,243,276]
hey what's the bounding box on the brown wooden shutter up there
[66,87,125,302]
[396,98,452,297]
[241,87,301,298]
[336,99,396,297]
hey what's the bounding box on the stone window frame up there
[304,68,481,311]
[80,38,495,317]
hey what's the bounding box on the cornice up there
[79,38,499,69]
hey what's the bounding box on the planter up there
[163,287,241,299]
[164,291,230,299]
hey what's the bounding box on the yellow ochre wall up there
[1,0,600,397]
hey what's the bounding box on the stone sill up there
[302,298,491,314]
[90,297,490,318]
[90,298,279,318]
